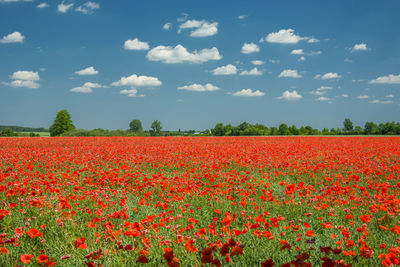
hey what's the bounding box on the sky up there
[1,0,400,131]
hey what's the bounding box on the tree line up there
[1,110,400,137]
[211,119,400,136]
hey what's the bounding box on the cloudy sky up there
[1,0,399,130]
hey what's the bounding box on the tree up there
[211,123,225,136]
[343,118,353,132]
[49,109,75,136]
[129,119,143,133]
[278,123,290,135]
[150,120,162,136]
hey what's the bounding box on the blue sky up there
[1,0,399,131]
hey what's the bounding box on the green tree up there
[129,119,143,133]
[150,120,162,136]
[211,123,225,136]
[49,109,75,136]
[278,123,290,135]
[343,118,354,132]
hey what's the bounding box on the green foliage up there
[49,110,75,136]
[0,128,15,137]
[129,119,143,133]
[343,118,354,132]
[0,125,48,132]
[150,120,162,136]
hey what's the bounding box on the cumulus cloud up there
[75,66,98,76]
[0,31,24,44]
[278,69,301,78]
[291,49,304,55]
[212,64,237,75]
[111,74,162,88]
[262,29,304,44]
[315,96,330,101]
[369,99,393,104]
[269,59,280,64]
[386,94,394,98]
[36,2,48,8]
[179,19,218,37]
[352,43,368,52]
[311,86,332,95]
[124,38,150,51]
[298,56,306,62]
[177,83,220,92]
[307,37,320,43]
[76,2,100,14]
[341,94,349,98]
[237,14,247,19]
[57,1,74,13]
[163,22,172,30]
[369,74,400,84]
[233,89,264,97]
[2,70,40,89]
[357,95,369,99]
[146,44,221,64]
[241,42,260,54]
[120,89,145,97]
[278,90,302,100]
[240,67,263,76]
[70,82,104,93]
[251,60,265,65]
[314,72,341,80]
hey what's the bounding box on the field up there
[0,137,399,266]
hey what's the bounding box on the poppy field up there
[0,137,399,266]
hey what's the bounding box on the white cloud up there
[241,42,260,54]
[386,94,394,98]
[179,19,218,37]
[2,70,40,89]
[163,22,172,30]
[307,37,320,43]
[278,90,303,100]
[298,56,306,62]
[237,14,247,19]
[177,83,220,92]
[342,94,349,98]
[311,86,332,95]
[344,58,353,63]
[233,89,264,97]
[369,74,400,84]
[269,59,280,64]
[316,96,330,101]
[76,2,99,14]
[111,74,162,88]
[314,72,341,80]
[309,50,322,55]
[123,38,150,51]
[357,95,369,99]
[251,60,265,65]
[0,32,24,44]
[262,29,304,44]
[75,66,98,76]
[146,44,221,64]
[278,69,301,78]
[120,89,145,97]
[36,2,48,8]
[212,64,237,75]
[369,99,393,104]
[352,43,368,52]
[70,82,104,94]
[291,49,304,55]
[240,67,263,76]
[57,1,74,13]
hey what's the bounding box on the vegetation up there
[0,125,48,132]
[129,119,143,133]
[0,128,41,137]
[150,120,162,136]
[211,119,400,136]
[49,110,75,136]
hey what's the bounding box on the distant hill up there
[0,125,49,132]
